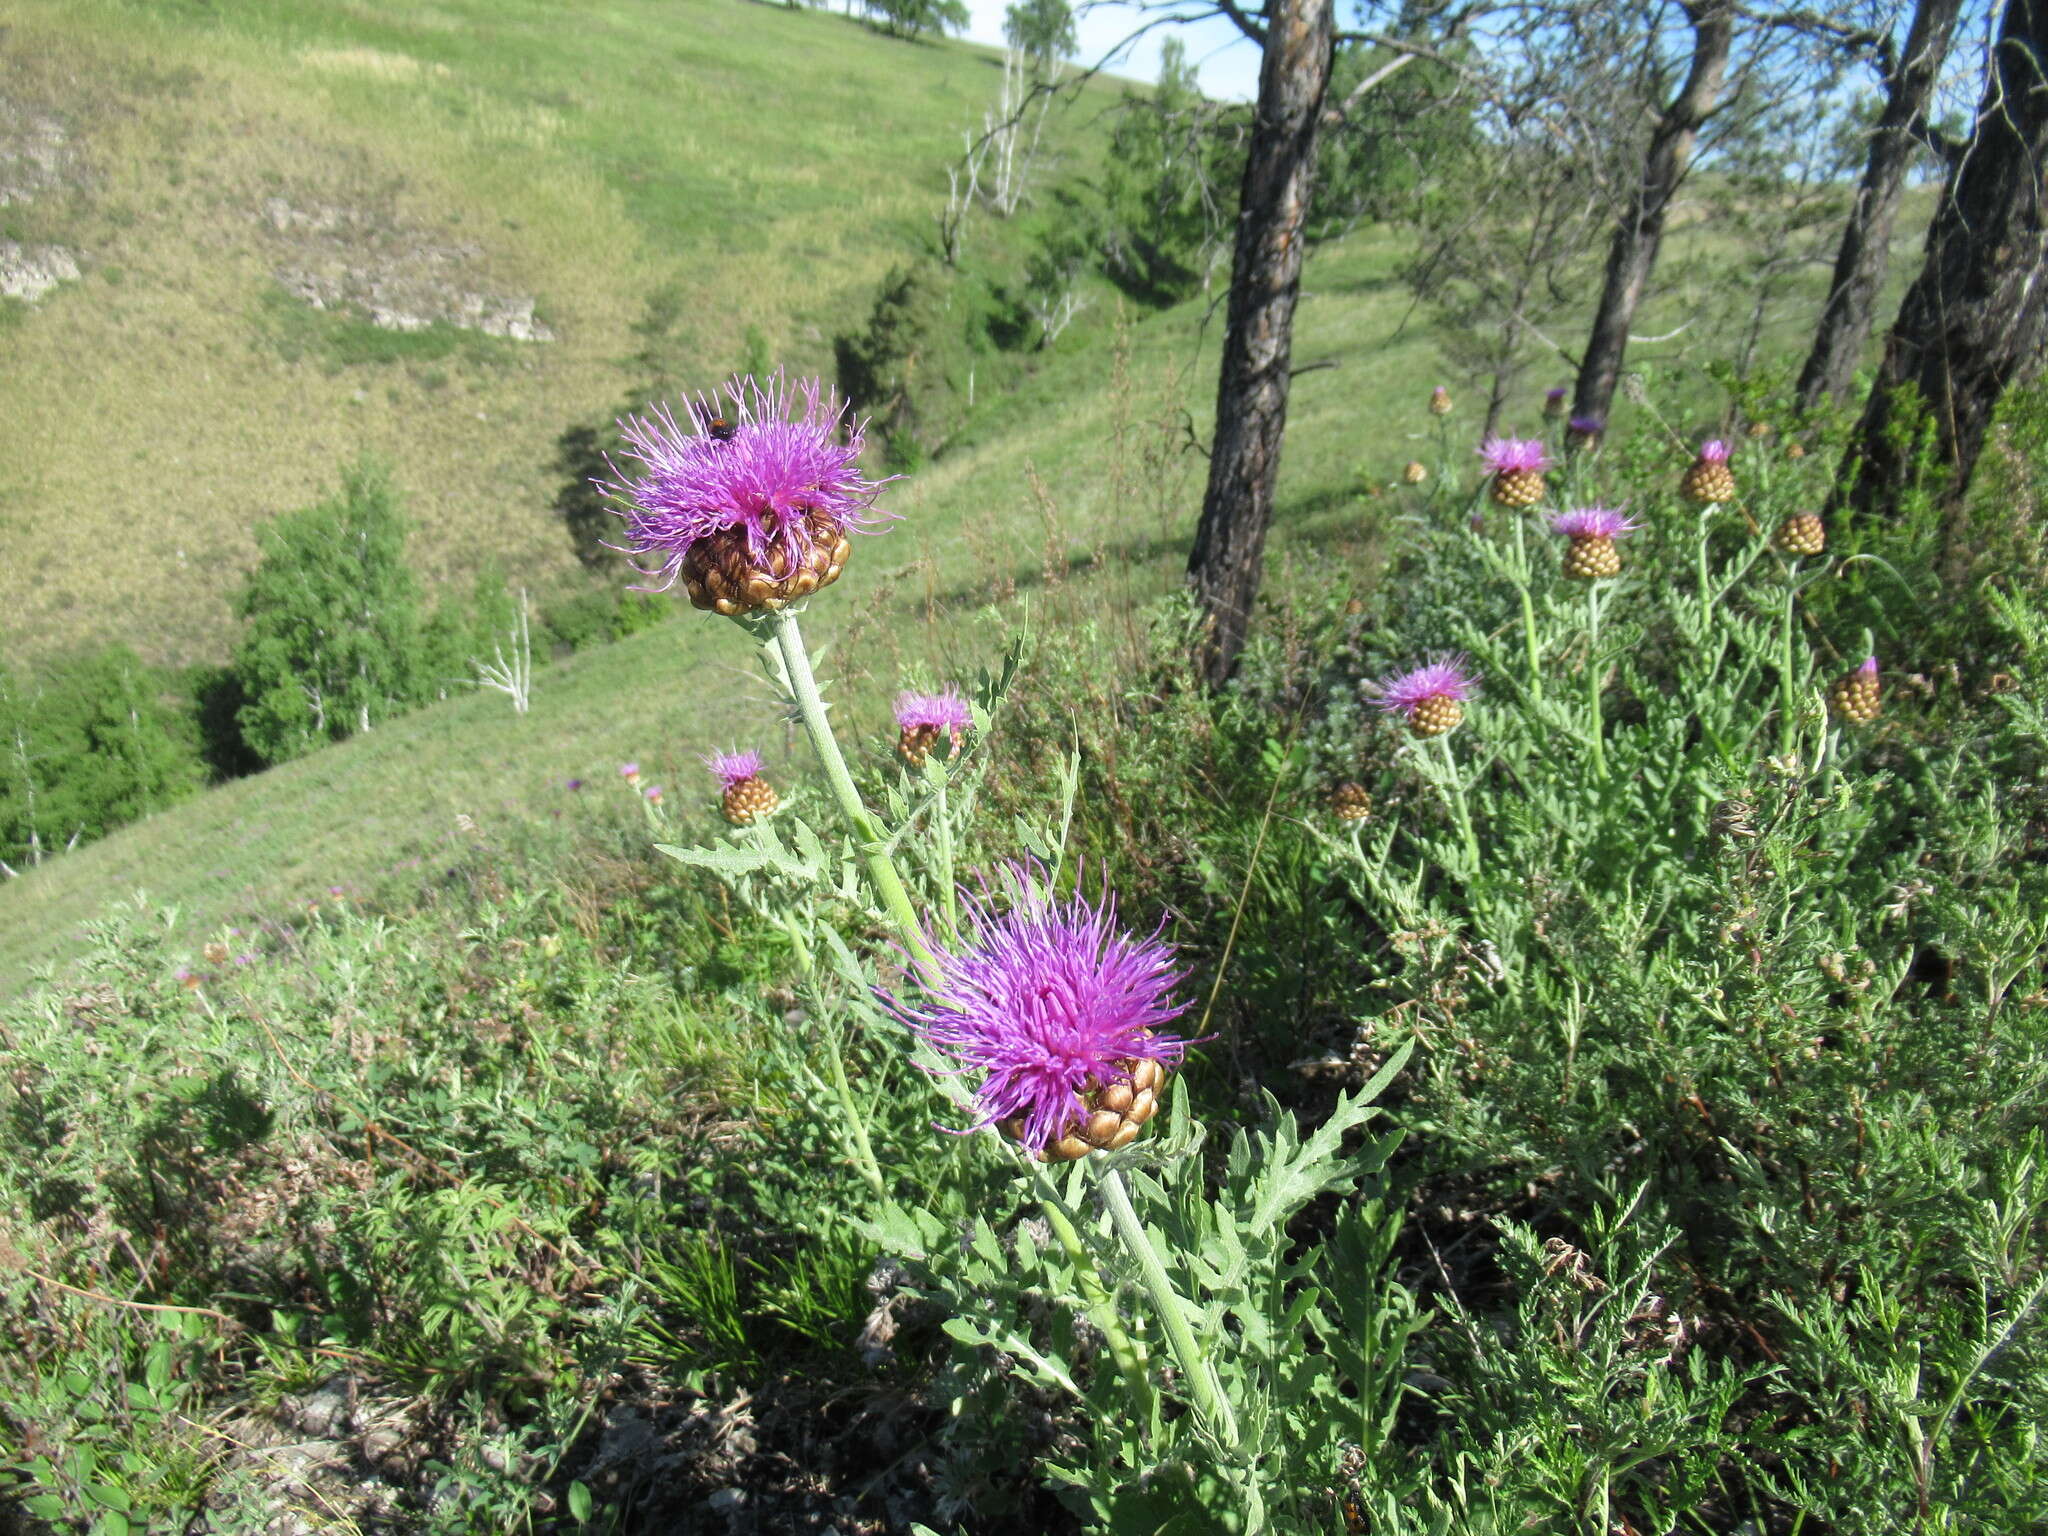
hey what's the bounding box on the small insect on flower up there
[1548,506,1642,580]
[1682,439,1737,504]
[1376,655,1479,738]
[605,372,894,617]
[704,748,779,824]
[883,867,1194,1161]
[1479,436,1551,508]
[894,687,974,768]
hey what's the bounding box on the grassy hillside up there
[0,0,1932,987]
[0,0,1128,666]
[0,226,1453,989]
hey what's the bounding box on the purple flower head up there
[1546,387,1567,403]
[1698,439,1731,464]
[894,687,974,734]
[619,762,640,779]
[702,749,763,789]
[1549,506,1641,540]
[603,372,894,588]
[883,866,1193,1153]
[1479,436,1551,474]
[1374,654,1480,714]
[1568,415,1604,435]
[1856,655,1879,678]
[644,784,664,804]
[565,778,585,791]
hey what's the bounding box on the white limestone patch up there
[258,197,553,342]
[0,241,81,301]
[0,98,82,208]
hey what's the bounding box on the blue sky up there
[959,0,1265,100]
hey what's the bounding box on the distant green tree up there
[1004,0,1076,74]
[231,457,424,764]
[1101,39,1247,306]
[864,0,968,40]
[0,648,205,868]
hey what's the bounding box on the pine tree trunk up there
[1841,0,2048,520]
[1186,0,1334,687]
[1570,2,1733,429]
[1795,0,1966,413]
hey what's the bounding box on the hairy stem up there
[1099,1166,1239,1448]
[1028,1165,1157,1433]
[768,609,932,965]
[1586,580,1608,781]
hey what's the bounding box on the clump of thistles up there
[704,748,779,825]
[1376,655,1479,738]
[1480,436,1552,508]
[1682,439,1737,504]
[605,372,892,616]
[884,869,1191,1161]
[1549,506,1642,580]
[894,688,973,768]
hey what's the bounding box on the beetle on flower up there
[605,372,894,616]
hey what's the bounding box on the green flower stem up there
[767,608,933,967]
[1778,580,1799,759]
[1099,1166,1240,1449]
[1512,514,1545,703]
[1028,1165,1158,1433]
[1586,581,1608,781]
[934,775,959,940]
[1434,733,1482,873]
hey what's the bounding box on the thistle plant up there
[1479,434,1551,508]
[608,372,1418,1532]
[704,748,778,824]
[893,686,973,768]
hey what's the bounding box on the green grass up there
[0,0,1927,988]
[0,0,1127,667]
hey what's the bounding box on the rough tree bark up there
[1570,1,1734,429]
[1841,0,2048,520]
[1185,0,1335,687]
[1795,0,1967,413]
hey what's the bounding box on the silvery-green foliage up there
[876,1050,1422,1535]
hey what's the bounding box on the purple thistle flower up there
[702,749,763,788]
[1568,415,1604,436]
[644,784,664,804]
[1698,439,1731,463]
[894,687,974,733]
[883,867,1193,1153]
[1856,655,1879,678]
[1479,436,1551,474]
[1546,387,1567,403]
[1374,654,1480,713]
[1548,506,1641,540]
[603,372,894,588]
[619,761,640,779]
[565,778,585,791]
